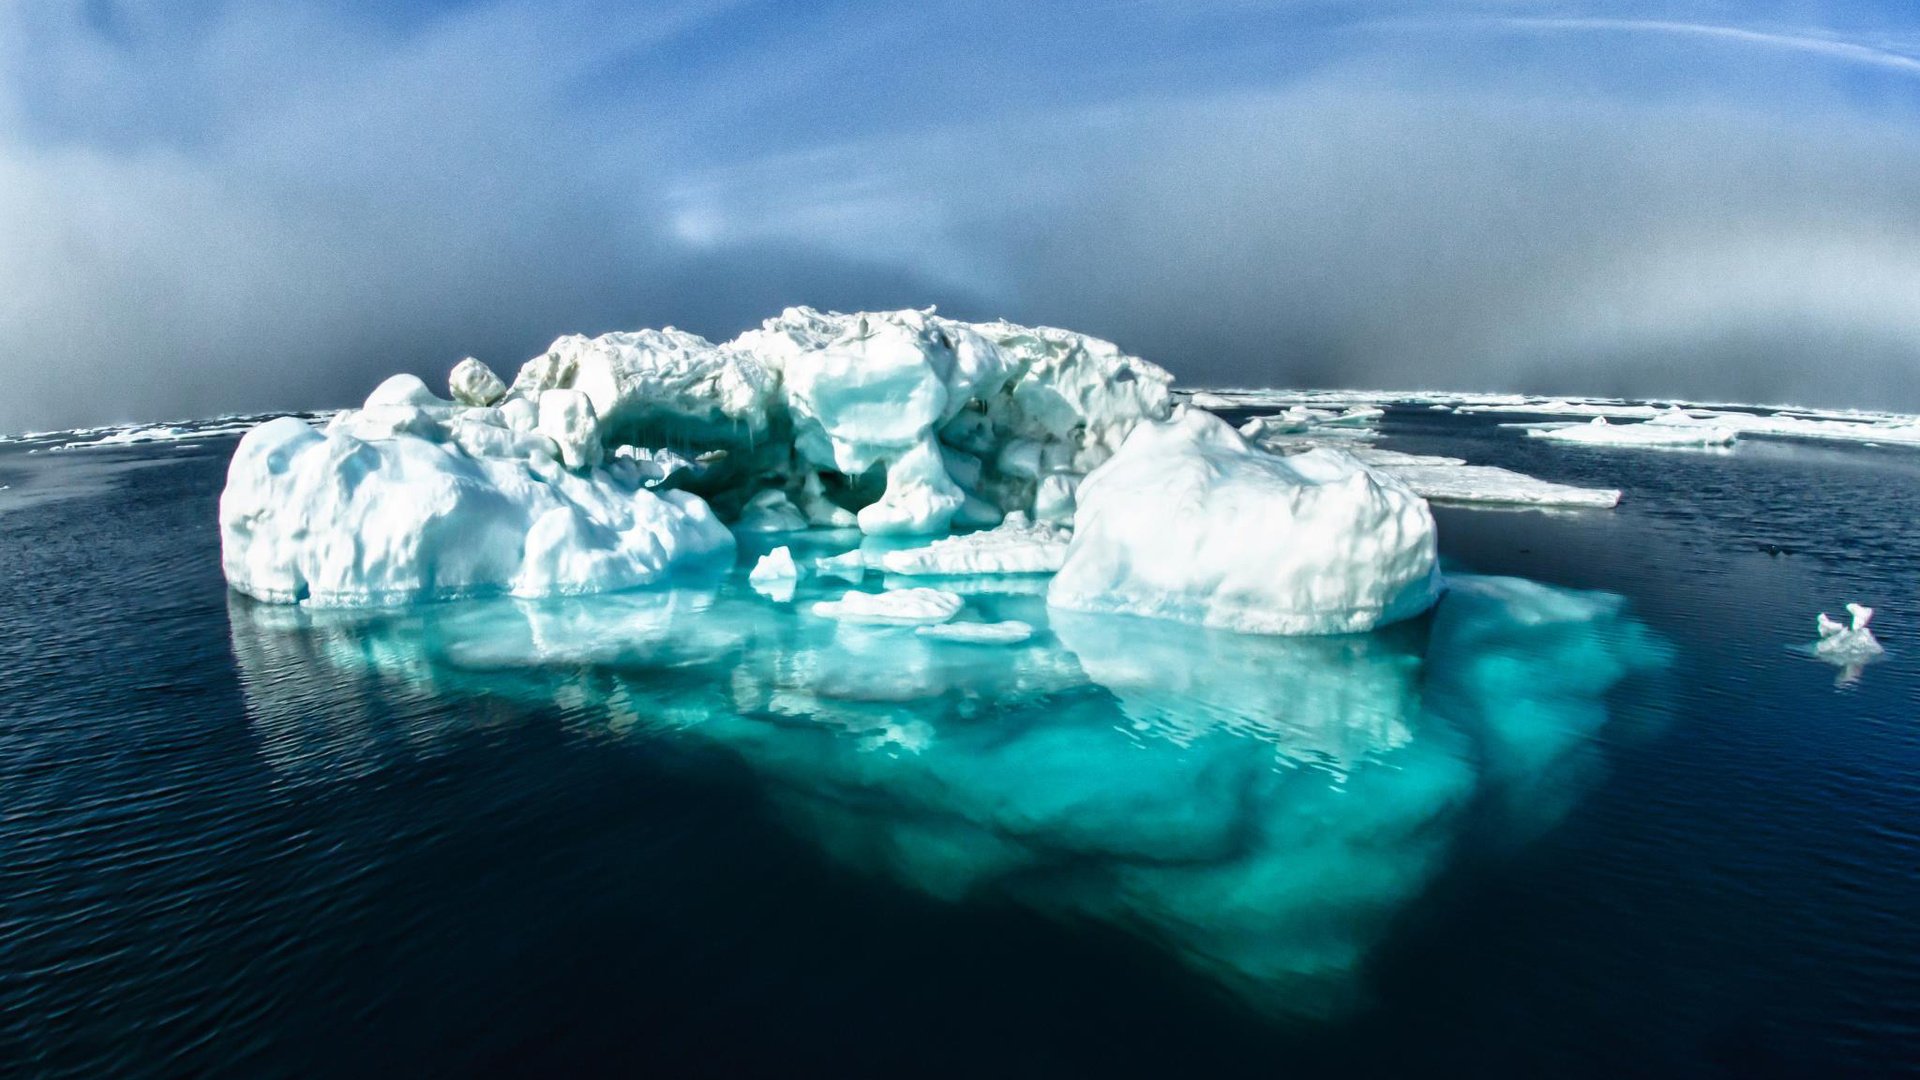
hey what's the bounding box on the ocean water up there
[2,407,1917,1077]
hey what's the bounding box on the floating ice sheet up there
[1528,416,1737,449]
[1384,463,1621,508]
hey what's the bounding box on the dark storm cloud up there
[4,1,1920,432]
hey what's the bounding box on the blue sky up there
[4,0,1920,430]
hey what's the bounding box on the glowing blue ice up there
[229,564,1667,1017]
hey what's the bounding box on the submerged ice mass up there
[227,567,1668,1017]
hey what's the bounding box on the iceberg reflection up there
[228,571,1667,1016]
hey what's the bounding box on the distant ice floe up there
[227,570,1669,1018]
[1230,412,1623,510]
[4,411,340,453]
[1180,387,1920,449]
[1527,415,1739,449]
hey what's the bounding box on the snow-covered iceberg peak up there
[1048,407,1442,635]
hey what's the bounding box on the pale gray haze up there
[5,0,1920,432]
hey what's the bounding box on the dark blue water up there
[2,409,1917,1077]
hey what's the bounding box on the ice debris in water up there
[221,307,1174,606]
[811,587,964,625]
[748,546,801,602]
[1815,603,1884,662]
[1048,408,1442,635]
[227,571,1669,1017]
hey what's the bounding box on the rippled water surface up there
[2,408,1917,1077]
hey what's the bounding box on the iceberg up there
[1048,408,1442,634]
[221,307,1175,606]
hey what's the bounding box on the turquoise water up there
[3,408,1917,1076]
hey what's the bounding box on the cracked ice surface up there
[228,567,1667,1017]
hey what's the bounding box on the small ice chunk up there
[448,357,507,407]
[749,546,801,602]
[815,547,871,583]
[914,619,1035,644]
[811,587,963,625]
[1815,602,1884,660]
[878,513,1070,576]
